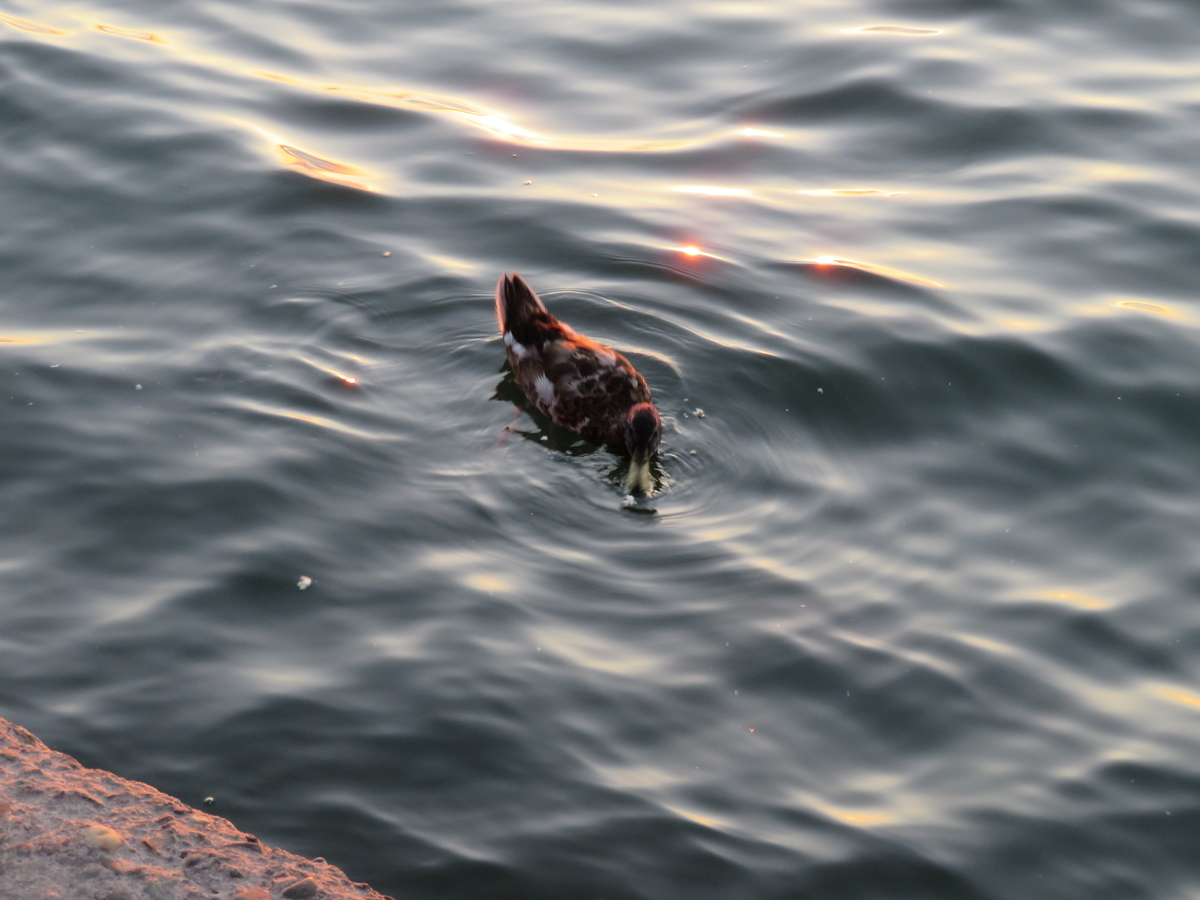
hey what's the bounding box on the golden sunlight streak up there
[278,144,378,190]
[818,805,895,826]
[300,357,360,385]
[671,185,754,197]
[95,24,166,43]
[840,25,944,36]
[0,331,99,345]
[802,255,944,288]
[225,118,380,191]
[1034,590,1110,610]
[663,805,726,830]
[1113,299,1180,318]
[230,400,384,440]
[255,71,703,152]
[0,12,67,35]
[670,245,726,261]
[737,127,785,138]
[798,188,907,197]
[1150,684,1200,712]
[463,573,513,594]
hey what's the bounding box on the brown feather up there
[496,273,655,454]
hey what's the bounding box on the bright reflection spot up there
[95,24,165,43]
[708,3,776,17]
[530,626,661,676]
[278,144,378,191]
[230,400,384,440]
[1035,590,1110,610]
[255,71,702,152]
[1088,164,1147,181]
[671,185,754,197]
[663,805,726,829]
[1114,299,1179,318]
[670,245,726,261]
[957,633,1014,655]
[463,573,512,594]
[466,113,545,143]
[239,662,330,693]
[0,12,67,34]
[299,357,361,385]
[817,805,895,826]
[1150,684,1200,711]
[0,332,84,345]
[996,319,1045,331]
[423,550,516,594]
[802,255,944,288]
[841,24,944,35]
[738,127,784,138]
[798,188,906,197]
[225,118,380,191]
[425,253,477,272]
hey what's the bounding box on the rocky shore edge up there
[0,716,391,900]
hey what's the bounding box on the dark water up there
[3,0,1200,897]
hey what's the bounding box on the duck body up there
[496,273,661,490]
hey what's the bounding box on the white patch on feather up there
[534,373,556,407]
[504,332,527,359]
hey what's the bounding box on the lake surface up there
[3,0,1200,897]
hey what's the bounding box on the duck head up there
[623,402,662,494]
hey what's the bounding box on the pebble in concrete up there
[84,824,125,851]
[283,876,320,899]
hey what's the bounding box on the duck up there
[495,273,662,493]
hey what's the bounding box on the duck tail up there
[495,272,547,334]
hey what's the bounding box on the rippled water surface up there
[3,0,1200,897]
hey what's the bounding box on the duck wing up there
[496,274,651,448]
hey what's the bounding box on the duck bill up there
[624,457,653,494]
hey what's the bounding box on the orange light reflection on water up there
[256,71,709,152]
[255,71,792,152]
[1150,684,1200,712]
[671,245,726,261]
[224,117,380,191]
[299,356,360,386]
[1035,590,1110,610]
[278,144,378,191]
[803,255,944,288]
[2,16,792,160]
[817,805,895,827]
[95,23,166,43]
[0,12,67,34]
[1113,298,1181,318]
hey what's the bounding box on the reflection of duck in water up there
[495,273,661,493]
